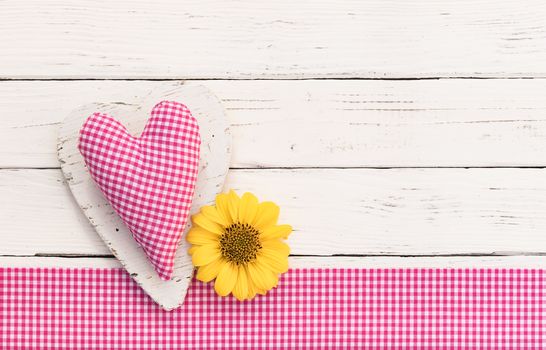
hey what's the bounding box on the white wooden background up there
[2,0,546,271]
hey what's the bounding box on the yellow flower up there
[187,190,292,301]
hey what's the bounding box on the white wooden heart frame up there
[57,84,231,310]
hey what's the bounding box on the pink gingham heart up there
[78,101,201,280]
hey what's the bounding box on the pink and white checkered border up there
[0,268,543,349]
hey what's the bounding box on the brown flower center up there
[220,222,262,265]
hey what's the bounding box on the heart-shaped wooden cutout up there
[58,84,231,310]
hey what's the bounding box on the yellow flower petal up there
[215,193,233,225]
[245,267,266,298]
[186,227,219,246]
[243,267,257,300]
[246,263,266,290]
[258,260,279,289]
[232,265,249,301]
[188,246,198,255]
[252,201,279,230]
[201,205,229,227]
[238,192,259,224]
[248,261,278,291]
[192,244,221,267]
[196,258,225,283]
[214,262,238,296]
[262,240,290,256]
[259,250,289,274]
[227,190,240,224]
[260,224,292,241]
[192,213,224,235]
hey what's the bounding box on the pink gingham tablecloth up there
[0,268,543,349]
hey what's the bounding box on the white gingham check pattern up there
[0,268,543,349]
[78,101,201,280]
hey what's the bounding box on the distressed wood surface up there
[3,79,546,168]
[2,0,546,79]
[57,85,231,310]
[2,0,546,272]
[2,168,546,257]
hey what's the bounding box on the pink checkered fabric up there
[78,101,201,280]
[0,268,543,349]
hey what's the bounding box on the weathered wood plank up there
[2,0,546,78]
[3,79,546,168]
[2,168,546,256]
[3,256,546,268]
